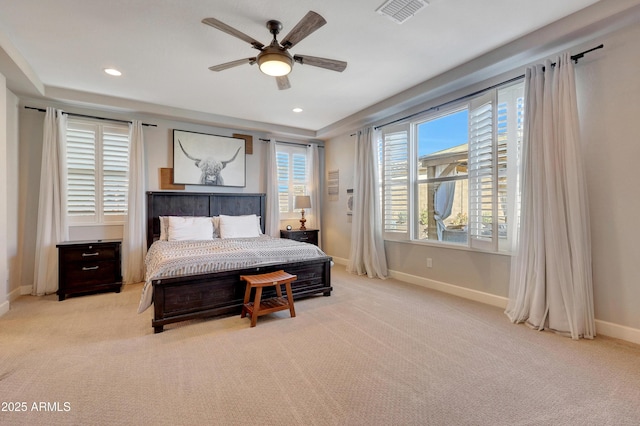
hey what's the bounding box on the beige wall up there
[323,22,640,332]
[576,22,640,329]
[322,133,355,261]
[0,73,7,312]
[6,89,18,298]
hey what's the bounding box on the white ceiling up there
[0,0,606,136]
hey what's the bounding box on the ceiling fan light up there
[258,53,292,77]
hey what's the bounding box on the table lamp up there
[294,195,311,230]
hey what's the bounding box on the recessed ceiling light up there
[292,108,303,113]
[104,68,122,76]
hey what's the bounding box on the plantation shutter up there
[497,83,525,252]
[66,124,97,221]
[380,123,409,239]
[66,120,130,224]
[496,99,509,239]
[103,126,130,219]
[292,152,307,201]
[276,151,289,213]
[276,144,308,215]
[468,92,496,250]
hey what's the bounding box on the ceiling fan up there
[202,11,347,90]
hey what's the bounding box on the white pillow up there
[218,214,261,239]
[167,216,215,241]
[159,216,169,241]
[211,216,220,238]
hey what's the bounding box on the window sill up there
[69,222,125,227]
[384,238,513,257]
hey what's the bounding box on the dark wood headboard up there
[146,191,266,248]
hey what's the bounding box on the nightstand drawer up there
[294,233,313,242]
[280,229,319,246]
[64,260,118,288]
[60,245,118,263]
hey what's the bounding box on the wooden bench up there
[240,270,297,327]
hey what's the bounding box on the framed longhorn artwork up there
[173,129,246,187]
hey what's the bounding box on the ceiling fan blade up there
[293,55,347,72]
[276,75,291,90]
[280,11,326,49]
[202,18,264,50]
[208,58,256,72]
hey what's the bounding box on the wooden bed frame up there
[146,191,332,333]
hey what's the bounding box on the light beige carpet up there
[1,265,639,425]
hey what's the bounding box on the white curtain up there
[434,181,456,241]
[33,108,68,296]
[306,144,322,247]
[505,53,595,340]
[265,138,280,237]
[122,120,146,284]
[347,127,388,278]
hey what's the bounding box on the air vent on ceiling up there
[376,0,428,24]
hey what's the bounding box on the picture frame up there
[173,129,246,187]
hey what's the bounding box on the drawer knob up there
[82,252,100,257]
[82,266,99,271]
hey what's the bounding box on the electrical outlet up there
[427,258,433,268]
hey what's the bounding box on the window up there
[276,144,308,218]
[379,81,524,252]
[66,120,130,225]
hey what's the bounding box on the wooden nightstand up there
[56,240,122,301]
[280,229,319,246]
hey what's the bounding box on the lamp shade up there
[258,54,292,76]
[294,195,311,209]
[257,45,293,77]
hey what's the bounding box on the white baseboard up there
[0,300,9,317]
[20,285,32,296]
[10,286,26,301]
[595,319,640,345]
[388,269,509,309]
[331,256,349,267]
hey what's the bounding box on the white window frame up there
[276,143,309,220]
[378,81,524,253]
[66,119,130,226]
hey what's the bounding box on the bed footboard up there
[152,257,332,333]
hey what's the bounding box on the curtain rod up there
[24,106,157,127]
[259,138,324,148]
[374,44,604,131]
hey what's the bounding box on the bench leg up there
[285,282,296,318]
[250,287,262,327]
[241,282,252,318]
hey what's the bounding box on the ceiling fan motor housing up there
[257,42,293,76]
